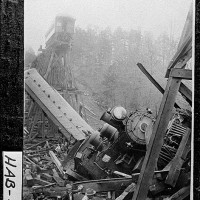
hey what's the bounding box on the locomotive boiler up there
[63,106,190,181]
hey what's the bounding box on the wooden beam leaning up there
[180,83,192,106]
[133,4,192,199]
[167,186,190,200]
[44,50,55,79]
[49,150,64,176]
[165,35,192,78]
[25,68,96,141]
[177,3,193,50]
[27,100,35,119]
[169,69,192,80]
[28,106,41,140]
[137,63,192,106]
[132,77,182,200]
[137,63,164,94]
[165,3,192,78]
[165,128,191,187]
[41,111,45,138]
[137,63,180,109]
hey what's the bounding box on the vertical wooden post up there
[41,111,45,139]
[133,5,192,198]
[44,50,54,79]
[132,77,182,200]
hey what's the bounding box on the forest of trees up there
[70,26,180,114]
[25,25,190,115]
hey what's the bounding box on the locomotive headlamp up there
[100,106,127,129]
[112,106,127,120]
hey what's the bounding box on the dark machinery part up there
[72,109,153,180]
[125,111,155,145]
[157,110,191,169]
[100,106,127,129]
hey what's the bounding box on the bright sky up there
[24,0,192,53]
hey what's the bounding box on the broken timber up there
[133,4,192,200]
[137,63,192,106]
[25,68,96,141]
[49,150,64,176]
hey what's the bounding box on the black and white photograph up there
[22,0,195,199]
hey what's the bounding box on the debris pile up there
[23,128,74,200]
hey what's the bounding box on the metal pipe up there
[113,171,132,178]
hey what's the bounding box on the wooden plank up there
[28,107,41,139]
[137,63,192,106]
[167,186,190,200]
[49,150,64,176]
[41,111,45,138]
[165,4,192,78]
[177,3,193,50]
[24,155,38,166]
[133,6,192,199]
[132,77,182,200]
[25,68,95,141]
[65,168,87,181]
[137,63,165,94]
[32,183,56,191]
[52,168,65,186]
[169,69,192,80]
[24,169,34,187]
[165,36,192,78]
[27,100,35,118]
[73,178,133,193]
[44,50,55,79]
[165,128,191,186]
[47,117,56,137]
[26,140,47,150]
[179,83,192,105]
[72,170,168,193]
[34,178,53,186]
[137,63,180,109]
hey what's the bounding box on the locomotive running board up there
[25,68,95,141]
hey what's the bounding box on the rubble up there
[23,131,73,199]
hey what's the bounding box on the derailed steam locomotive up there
[63,106,190,182]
